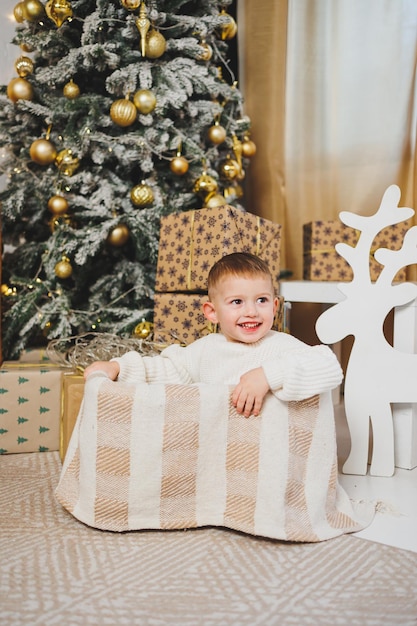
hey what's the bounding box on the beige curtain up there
[240,0,417,280]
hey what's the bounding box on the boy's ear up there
[202,300,218,323]
[273,296,279,315]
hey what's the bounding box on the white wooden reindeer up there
[316,184,417,476]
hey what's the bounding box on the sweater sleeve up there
[262,342,343,401]
[110,344,194,385]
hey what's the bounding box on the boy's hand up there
[83,361,120,381]
[232,367,269,418]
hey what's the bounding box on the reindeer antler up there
[375,225,417,289]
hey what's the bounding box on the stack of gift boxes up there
[153,205,283,345]
[303,219,409,281]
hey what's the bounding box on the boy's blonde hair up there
[207,252,274,297]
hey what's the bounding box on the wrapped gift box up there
[155,206,282,293]
[153,292,286,346]
[19,348,50,363]
[303,219,409,281]
[60,373,85,461]
[0,363,63,454]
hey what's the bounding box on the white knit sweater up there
[112,331,343,402]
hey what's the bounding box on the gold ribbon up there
[186,210,196,291]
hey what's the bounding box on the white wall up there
[0,2,22,85]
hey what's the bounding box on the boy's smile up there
[203,275,278,343]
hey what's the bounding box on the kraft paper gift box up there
[19,348,50,363]
[155,206,282,293]
[153,292,286,346]
[0,363,63,454]
[303,220,409,281]
[60,372,85,461]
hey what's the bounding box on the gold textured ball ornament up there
[207,121,226,145]
[170,155,189,176]
[120,0,141,9]
[193,172,218,195]
[204,192,226,208]
[144,29,167,59]
[55,256,73,279]
[133,319,153,339]
[47,194,69,215]
[15,55,34,77]
[14,2,26,22]
[23,0,46,21]
[110,97,137,127]
[242,137,257,158]
[218,9,238,40]
[197,41,213,61]
[107,224,130,247]
[45,0,73,28]
[63,79,80,99]
[55,149,80,176]
[133,89,157,114]
[30,138,57,165]
[220,156,241,180]
[7,77,33,102]
[130,182,154,207]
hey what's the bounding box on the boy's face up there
[203,274,278,343]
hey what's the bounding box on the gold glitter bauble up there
[14,2,26,22]
[197,41,213,61]
[107,224,130,247]
[63,79,80,99]
[144,30,166,59]
[23,0,45,21]
[133,89,157,114]
[55,256,73,279]
[29,138,57,165]
[45,0,73,28]
[55,149,80,176]
[130,183,154,207]
[170,155,189,176]
[134,319,153,339]
[14,55,34,77]
[47,194,69,215]
[204,192,226,208]
[120,0,141,9]
[220,156,241,180]
[7,77,33,102]
[193,172,218,195]
[218,10,237,40]
[207,122,226,145]
[110,97,137,127]
[242,138,257,158]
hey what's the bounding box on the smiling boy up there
[84,252,343,417]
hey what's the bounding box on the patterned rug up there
[1,452,417,626]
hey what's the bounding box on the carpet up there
[1,451,417,626]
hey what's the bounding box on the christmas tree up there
[0,0,255,359]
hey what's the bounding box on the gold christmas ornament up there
[220,155,241,180]
[133,89,156,114]
[130,182,154,207]
[207,121,226,145]
[204,192,226,208]
[120,0,141,9]
[20,42,34,53]
[49,214,73,232]
[218,9,237,40]
[242,137,257,158]
[30,138,57,165]
[107,223,130,247]
[14,55,34,77]
[136,2,150,57]
[197,40,213,61]
[14,2,26,22]
[48,194,69,215]
[170,154,189,176]
[55,256,73,279]
[133,319,153,339]
[7,77,33,102]
[1,283,15,297]
[55,149,80,176]
[45,0,73,28]
[23,0,45,21]
[144,29,166,59]
[193,172,218,195]
[63,79,80,99]
[110,97,137,127]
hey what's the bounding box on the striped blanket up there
[56,374,374,541]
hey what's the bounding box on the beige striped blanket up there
[56,375,374,541]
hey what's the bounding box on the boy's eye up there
[231,298,242,305]
[257,297,268,303]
